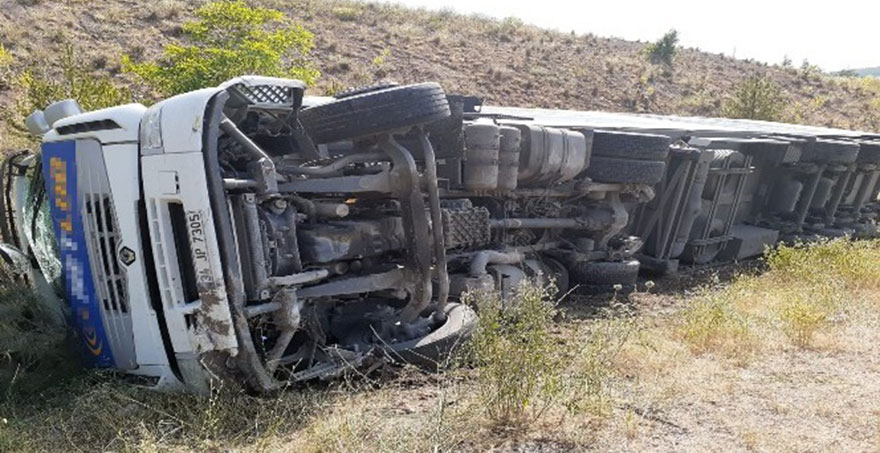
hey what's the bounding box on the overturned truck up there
[2,77,878,393]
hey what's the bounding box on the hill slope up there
[2,0,880,148]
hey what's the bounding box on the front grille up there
[83,192,136,369]
[228,83,296,105]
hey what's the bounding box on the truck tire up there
[299,83,451,144]
[382,303,477,371]
[571,260,639,286]
[334,81,400,99]
[542,257,570,295]
[585,156,666,184]
[591,130,671,161]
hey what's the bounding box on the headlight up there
[140,106,163,154]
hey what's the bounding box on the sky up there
[376,0,879,71]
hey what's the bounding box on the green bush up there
[0,44,11,68]
[124,0,320,96]
[679,286,757,358]
[463,281,638,426]
[721,75,787,121]
[645,29,678,65]
[463,282,560,426]
[331,6,361,21]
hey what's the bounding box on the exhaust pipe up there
[43,99,83,127]
[25,110,50,136]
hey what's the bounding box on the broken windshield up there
[19,152,64,296]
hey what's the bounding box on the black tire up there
[857,142,880,164]
[571,260,639,286]
[591,130,671,161]
[543,257,570,295]
[299,83,451,144]
[585,156,666,184]
[334,81,399,99]
[382,303,477,370]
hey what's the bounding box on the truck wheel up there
[299,83,451,144]
[382,303,477,371]
[591,131,671,161]
[334,81,399,99]
[572,260,639,286]
[585,156,666,184]
[543,257,570,295]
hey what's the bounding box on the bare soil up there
[1,0,880,136]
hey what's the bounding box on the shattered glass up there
[19,155,64,298]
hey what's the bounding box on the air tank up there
[769,178,804,213]
[497,126,521,190]
[515,125,588,186]
[810,177,835,209]
[462,120,500,191]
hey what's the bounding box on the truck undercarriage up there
[3,77,879,393]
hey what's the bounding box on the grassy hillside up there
[3,0,880,151]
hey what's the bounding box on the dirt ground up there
[2,245,880,452]
[290,301,880,452]
[265,259,880,452]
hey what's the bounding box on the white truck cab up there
[3,76,476,393]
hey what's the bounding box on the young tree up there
[721,75,786,121]
[124,0,320,96]
[646,29,679,65]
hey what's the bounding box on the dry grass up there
[2,240,880,451]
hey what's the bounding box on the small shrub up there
[371,48,391,69]
[721,75,787,121]
[124,0,320,96]
[565,304,638,417]
[778,293,831,347]
[0,44,11,67]
[490,16,526,42]
[679,287,757,359]
[331,6,361,21]
[645,29,678,65]
[463,281,561,426]
[0,44,13,91]
[463,280,634,426]
[799,59,821,81]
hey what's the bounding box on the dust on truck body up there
[3,77,879,392]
